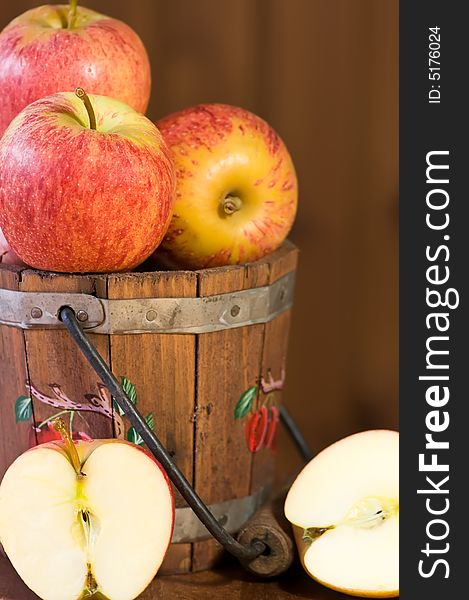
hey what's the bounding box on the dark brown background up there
[1,0,398,472]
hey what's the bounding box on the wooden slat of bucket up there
[19,272,113,441]
[250,243,299,494]
[0,267,31,478]
[191,261,270,571]
[107,270,197,575]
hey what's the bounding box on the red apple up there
[0,1,151,136]
[0,90,175,273]
[0,227,25,266]
[0,420,174,600]
[155,103,298,269]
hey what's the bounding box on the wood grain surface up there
[191,243,298,570]
[0,554,358,600]
[192,263,268,570]
[0,267,30,478]
[19,271,112,441]
[251,244,298,495]
[107,270,198,574]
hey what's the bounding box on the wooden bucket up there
[0,241,298,574]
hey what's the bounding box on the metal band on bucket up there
[0,272,294,334]
[172,486,270,543]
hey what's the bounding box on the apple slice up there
[0,420,174,600]
[284,430,399,598]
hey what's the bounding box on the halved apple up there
[285,430,399,597]
[0,420,174,600]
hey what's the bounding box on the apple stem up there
[222,195,242,215]
[68,0,78,29]
[53,417,83,478]
[75,88,97,131]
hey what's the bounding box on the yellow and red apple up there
[0,90,175,273]
[0,420,174,600]
[156,103,298,269]
[0,1,151,135]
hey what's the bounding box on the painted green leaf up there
[121,376,137,405]
[234,385,257,419]
[15,395,33,423]
[127,427,144,447]
[112,399,126,417]
[118,378,152,446]
[145,412,155,431]
[113,376,137,415]
[126,414,154,447]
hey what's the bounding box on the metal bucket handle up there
[59,306,313,576]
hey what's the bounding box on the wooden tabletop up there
[0,554,357,600]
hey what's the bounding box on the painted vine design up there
[15,377,154,448]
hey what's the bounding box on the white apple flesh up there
[0,426,174,600]
[285,430,399,598]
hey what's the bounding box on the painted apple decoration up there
[156,103,298,269]
[0,419,174,600]
[0,89,175,273]
[0,1,151,136]
[0,227,25,266]
[284,430,399,598]
[28,419,92,448]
